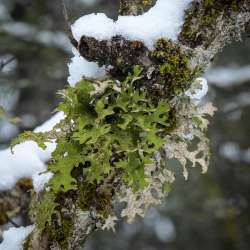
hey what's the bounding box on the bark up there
[78,35,151,73]
[24,0,250,249]
[0,179,31,227]
[78,0,250,76]
[119,0,155,15]
[179,0,250,67]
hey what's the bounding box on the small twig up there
[0,56,15,72]
[61,0,78,48]
[7,216,20,227]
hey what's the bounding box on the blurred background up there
[0,1,250,250]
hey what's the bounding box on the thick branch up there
[0,179,31,227]
[78,36,196,98]
[179,0,250,65]
[78,35,151,73]
[23,1,250,249]
[78,0,250,76]
[25,206,98,250]
[119,0,155,15]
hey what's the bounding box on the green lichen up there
[16,65,177,237]
[35,191,57,230]
[52,66,173,191]
[34,190,74,249]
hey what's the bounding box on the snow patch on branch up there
[186,78,208,103]
[72,0,192,49]
[68,49,106,86]
[0,225,34,250]
[0,112,64,191]
[32,171,54,193]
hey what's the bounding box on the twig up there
[61,0,78,48]
[0,56,15,72]
[7,215,20,228]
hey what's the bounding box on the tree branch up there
[179,0,250,66]
[78,35,151,72]
[119,0,155,15]
[0,56,15,72]
[21,1,250,249]
[61,0,78,49]
[0,179,31,227]
[76,0,250,96]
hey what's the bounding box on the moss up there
[22,232,33,250]
[142,0,153,6]
[179,0,244,48]
[78,182,112,218]
[52,218,73,249]
[150,38,200,97]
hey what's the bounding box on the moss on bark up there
[179,0,249,48]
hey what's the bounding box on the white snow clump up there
[0,112,64,191]
[71,0,192,49]
[0,225,34,250]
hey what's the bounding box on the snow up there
[0,112,64,191]
[0,3,9,20]
[32,171,54,193]
[0,84,19,112]
[68,0,193,86]
[0,225,34,250]
[72,13,115,42]
[0,0,207,193]
[71,0,192,49]
[186,77,208,102]
[33,112,64,133]
[68,49,106,86]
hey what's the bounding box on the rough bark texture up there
[23,0,250,249]
[179,0,250,68]
[78,35,151,72]
[119,0,155,15]
[0,179,31,227]
[80,0,250,75]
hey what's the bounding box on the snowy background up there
[0,0,250,249]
